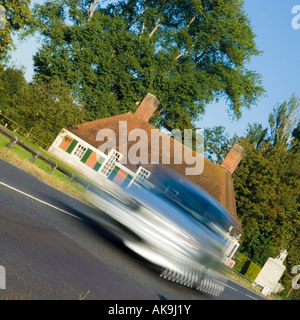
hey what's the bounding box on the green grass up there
[0,130,90,202]
[220,266,283,300]
[4,130,91,181]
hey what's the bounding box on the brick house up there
[48,93,243,264]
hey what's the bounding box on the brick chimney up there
[221,144,244,174]
[134,93,160,123]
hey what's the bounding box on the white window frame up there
[72,143,87,160]
[129,166,151,188]
[100,149,123,177]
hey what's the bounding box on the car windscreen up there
[146,178,233,234]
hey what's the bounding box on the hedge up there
[244,261,261,280]
[233,253,261,281]
[234,252,249,273]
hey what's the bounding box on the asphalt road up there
[0,158,266,300]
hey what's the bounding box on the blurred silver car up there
[87,166,235,296]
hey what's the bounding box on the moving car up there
[87,166,235,296]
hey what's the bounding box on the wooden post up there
[286,286,293,298]
[30,152,39,163]
[6,138,18,149]
[286,272,300,298]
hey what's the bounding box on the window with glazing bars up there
[73,144,87,159]
[130,167,151,188]
[100,150,122,177]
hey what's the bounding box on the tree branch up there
[140,21,146,38]
[175,49,188,60]
[139,0,147,38]
[175,14,200,59]
[149,20,163,38]
[186,14,197,29]
[194,51,208,64]
[175,41,197,60]
[88,0,98,21]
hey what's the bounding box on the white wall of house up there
[48,129,136,190]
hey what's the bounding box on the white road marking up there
[245,294,258,300]
[0,180,83,221]
[215,279,238,291]
[216,278,261,299]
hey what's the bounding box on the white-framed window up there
[73,144,87,160]
[100,149,122,177]
[129,167,151,188]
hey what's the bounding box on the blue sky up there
[9,0,300,138]
[197,0,300,137]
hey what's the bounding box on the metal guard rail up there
[0,125,102,195]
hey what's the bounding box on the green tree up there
[244,122,269,149]
[0,66,27,112]
[7,77,85,144]
[0,0,31,66]
[203,125,230,164]
[231,96,300,290]
[25,0,264,130]
[187,96,300,295]
[291,121,300,152]
[233,139,300,267]
[269,94,299,148]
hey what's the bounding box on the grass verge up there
[0,132,89,203]
[220,266,282,300]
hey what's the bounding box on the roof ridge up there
[67,111,135,129]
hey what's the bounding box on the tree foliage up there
[0,67,85,144]
[204,96,300,299]
[0,0,31,65]
[233,139,300,266]
[25,0,264,130]
[291,121,300,152]
[0,66,27,110]
[228,96,300,300]
[269,94,299,148]
[204,125,230,163]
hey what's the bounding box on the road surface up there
[0,158,266,300]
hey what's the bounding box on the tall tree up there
[233,139,300,267]
[0,66,27,112]
[1,69,85,145]
[0,0,31,66]
[269,94,299,148]
[231,95,300,292]
[25,0,264,130]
